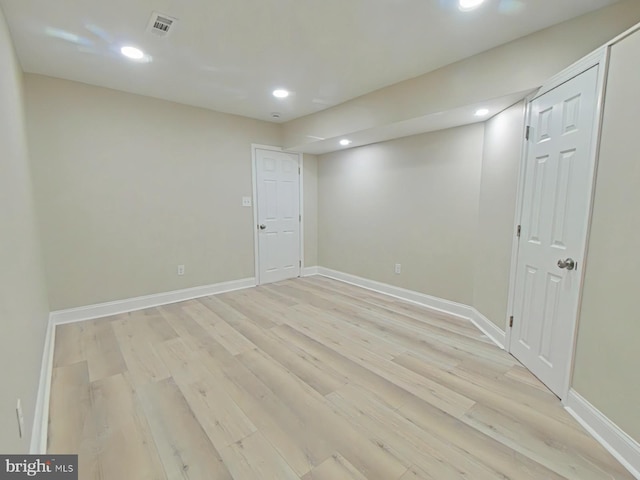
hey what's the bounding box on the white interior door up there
[510,66,600,397]
[255,148,301,284]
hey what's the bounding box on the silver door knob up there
[259,224,267,230]
[557,258,576,270]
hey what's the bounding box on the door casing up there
[505,47,610,401]
[251,144,304,285]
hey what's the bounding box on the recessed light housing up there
[339,139,352,147]
[475,108,490,116]
[120,46,145,60]
[273,89,290,99]
[459,0,485,11]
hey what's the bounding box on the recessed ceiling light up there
[339,139,352,146]
[273,89,290,99]
[475,108,490,116]
[120,46,145,60]
[459,0,485,11]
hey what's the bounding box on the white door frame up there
[505,46,610,401]
[251,144,304,285]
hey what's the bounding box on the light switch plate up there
[242,196,252,207]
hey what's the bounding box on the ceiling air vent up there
[147,12,178,37]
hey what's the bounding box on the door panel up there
[551,150,574,247]
[256,149,301,284]
[528,155,547,243]
[510,66,600,397]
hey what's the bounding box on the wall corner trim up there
[565,390,640,479]
[302,266,319,277]
[30,315,56,454]
[468,308,506,350]
[315,267,506,349]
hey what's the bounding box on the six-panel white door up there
[255,148,301,284]
[510,66,600,397]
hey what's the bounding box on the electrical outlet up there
[16,399,24,438]
[242,196,252,207]
[394,263,402,274]
[177,264,185,276]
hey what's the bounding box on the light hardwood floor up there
[48,276,633,479]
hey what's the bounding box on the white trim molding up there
[468,308,506,350]
[507,47,610,401]
[30,316,56,454]
[315,267,506,349]
[251,144,304,286]
[565,390,640,479]
[302,266,319,277]
[535,47,606,99]
[50,277,256,326]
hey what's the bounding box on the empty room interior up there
[2,0,640,478]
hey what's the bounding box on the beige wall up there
[572,29,640,443]
[25,75,282,310]
[283,0,640,152]
[473,103,525,328]
[303,154,319,267]
[0,8,50,452]
[318,124,484,305]
[315,105,525,326]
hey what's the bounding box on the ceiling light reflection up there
[45,27,93,47]
[120,46,152,63]
[273,89,290,98]
[459,0,485,11]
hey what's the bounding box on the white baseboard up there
[565,390,640,479]
[33,276,256,454]
[312,268,640,477]
[315,267,505,349]
[302,266,319,277]
[30,315,56,454]
[50,277,256,326]
[468,308,506,350]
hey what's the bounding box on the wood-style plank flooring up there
[48,276,633,479]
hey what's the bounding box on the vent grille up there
[147,12,177,37]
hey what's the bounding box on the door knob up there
[259,224,267,230]
[557,258,576,271]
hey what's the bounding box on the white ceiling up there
[300,89,536,154]
[0,0,623,123]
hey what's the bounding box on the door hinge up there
[298,166,301,174]
[525,126,531,141]
[509,316,514,328]
[299,260,302,267]
[299,214,301,222]
[517,225,521,238]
